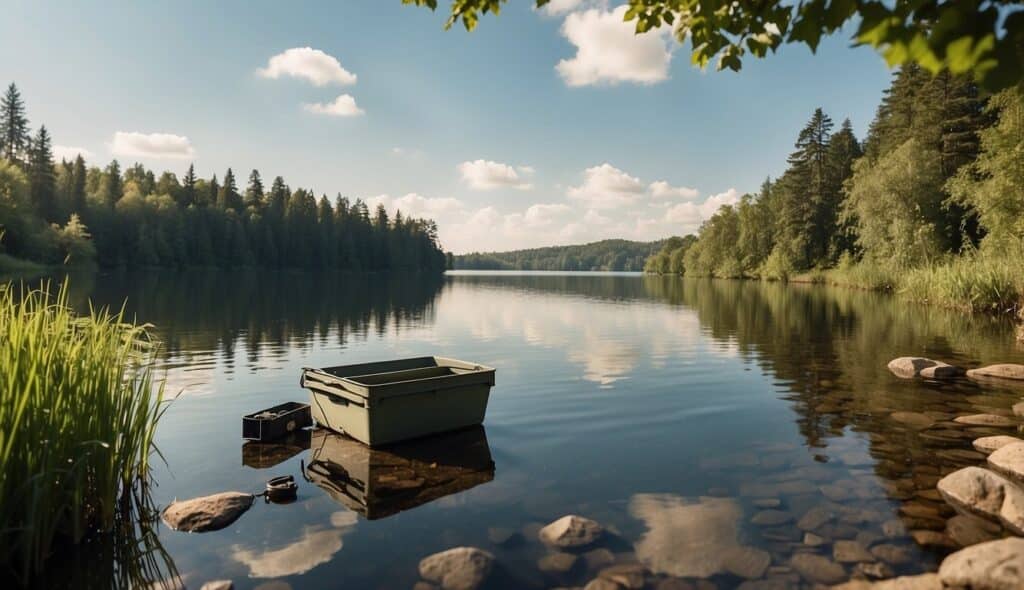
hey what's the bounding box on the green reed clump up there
[824,256,900,291]
[0,283,166,582]
[901,254,1024,314]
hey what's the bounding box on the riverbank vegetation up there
[455,239,664,271]
[646,69,1023,315]
[0,82,446,272]
[0,284,169,583]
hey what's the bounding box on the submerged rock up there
[987,441,1024,481]
[750,510,793,526]
[973,435,1022,454]
[967,364,1024,381]
[830,573,941,589]
[595,563,648,589]
[539,515,604,548]
[833,540,874,563]
[889,412,935,430]
[945,514,1002,546]
[887,357,962,379]
[200,582,233,590]
[790,553,846,585]
[722,546,771,580]
[954,414,1016,427]
[162,491,254,532]
[936,467,1024,535]
[538,552,578,574]
[418,547,495,590]
[939,537,1024,590]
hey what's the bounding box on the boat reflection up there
[242,430,313,469]
[303,426,495,520]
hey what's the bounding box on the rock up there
[910,530,956,548]
[750,510,793,526]
[418,547,495,590]
[973,436,1022,454]
[954,414,1016,427]
[833,540,875,563]
[538,552,579,574]
[161,491,254,532]
[890,412,936,429]
[584,578,622,590]
[539,515,604,548]
[987,441,1024,481]
[804,532,827,546]
[723,546,771,579]
[597,563,648,589]
[967,364,1024,381]
[753,498,781,508]
[936,466,1024,535]
[831,573,941,589]
[870,544,913,566]
[888,357,959,379]
[790,553,847,585]
[583,548,616,570]
[946,514,1002,546]
[854,562,894,580]
[939,537,1024,590]
[797,506,836,531]
[881,519,907,538]
[487,527,520,545]
[200,582,233,590]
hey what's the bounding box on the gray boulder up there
[967,364,1024,381]
[939,537,1024,590]
[973,435,1022,454]
[539,515,604,548]
[936,466,1024,535]
[987,441,1024,481]
[162,492,254,532]
[887,357,962,379]
[418,547,495,590]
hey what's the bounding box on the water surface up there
[52,271,1024,588]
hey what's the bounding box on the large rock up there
[987,441,1024,481]
[954,414,1016,427]
[830,573,941,589]
[538,515,604,548]
[790,553,846,585]
[162,491,254,532]
[973,435,1022,454]
[946,514,1002,546]
[887,357,962,379]
[967,364,1024,381]
[939,537,1024,590]
[936,466,1024,535]
[418,547,495,590]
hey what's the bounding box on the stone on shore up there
[938,537,1024,590]
[967,364,1024,381]
[418,547,495,590]
[539,515,604,548]
[936,466,1024,535]
[162,491,254,532]
[887,357,962,379]
[973,435,1022,454]
[954,414,1016,427]
[987,441,1024,481]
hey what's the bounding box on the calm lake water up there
[47,271,1024,588]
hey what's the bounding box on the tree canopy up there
[405,0,1024,90]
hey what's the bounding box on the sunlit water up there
[47,271,1024,588]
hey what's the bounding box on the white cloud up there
[258,47,357,86]
[567,163,645,209]
[523,203,572,227]
[53,145,93,161]
[457,159,533,190]
[365,193,464,218]
[556,5,673,87]
[538,0,585,17]
[664,188,740,229]
[303,94,365,117]
[649,180,698,200]
[110,132,195,160]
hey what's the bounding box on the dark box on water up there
[242,401,312,441]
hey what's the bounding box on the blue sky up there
[0,0,893,253]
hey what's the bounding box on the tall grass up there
[902,255,1024,314]
[0,283,167,583]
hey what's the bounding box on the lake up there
[46,270,1024,589]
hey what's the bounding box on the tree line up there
[647,67,1023,300]
[0,82,447,271]
[455,239,665,272]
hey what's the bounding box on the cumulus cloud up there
[567,163,645,209]
[649,180,698,200]
[303,94,365,117]
[365,193,464,218]
[458,159,533,191]
[538,0,586,17]
[556,5,674,87]
[258,47,357,86]
[110,132,195,160]
[53,145,93,161]
[664,188,740,228]
[523,203,572,227]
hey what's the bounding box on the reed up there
[0,283,167,583]
[901,255,1024,314]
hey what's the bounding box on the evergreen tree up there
[824,119,862,259]
[100,160,122,207]
[27,125,57,221]
[0,83,31,164]
[70,155,86,213]
[244,169,264,209]
[181,164,197,207]
[218,168,242,211]
[204,174,219,208]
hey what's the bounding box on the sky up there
[0,0,893,254]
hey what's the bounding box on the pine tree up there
[27,125,57,221]
[0,83,31,164]
[244,169,264,209]
[775,108,834,269]
[824,119,862,260]
[101,160,122,207]
[71,155,86,213]
[218,168,242,211]
[181,164,197,207]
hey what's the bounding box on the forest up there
[454,239,664,271]
[0,83,447,272]
[645,67,1024,314]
